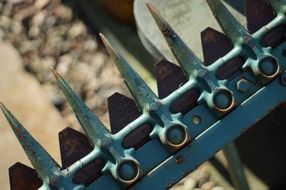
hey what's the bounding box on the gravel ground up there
[0,0,226,189]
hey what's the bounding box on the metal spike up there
[108,93,141,134]
[155,59,187,98]
[201,27,233,66]
[206,0,249,44]
[145,2,203,77]
[100,33,157,110]
[59,127,93,168]
[246,0,275,33]
[9,162,42,190]
[0,103,59,180]
[51,68,110,146]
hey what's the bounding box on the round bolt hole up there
[213,89,234,111]
[258,57,279,77]
[117,160,140,182]
[166,125,188,146]
[192,115,201,125]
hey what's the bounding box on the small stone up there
[201,181,216,190]
[56,55,74,75]
[53,5,73,21]
[0,16,12,30]
[19,40,41,54]
[197,172,210,187]
[211,186,224,190]
[11,20,23,34]
[29,26,40,38]
[34,0,50,9]
[32,10,47,27]
[84,38,97,52]
[183,178,197,190]
[43,16,57,29]
[68,21,86,39]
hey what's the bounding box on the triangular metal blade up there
[108,92,141,134]
[58,127,93,168]
[246,0,276,33]
[9,162,42,190]
[201,27,233,66]
[155,59,187,98]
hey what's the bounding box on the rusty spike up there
[155,59,187,98]
[51,68,111,146]
[201,27,233,66]
[206,0,249,44]
[146,2,203,77]
[108,92,141,134]
[58,127,93,168]
[0,103,60,180]
[9,162,42,190]
[246,0,276,33]
[100,33,158,111]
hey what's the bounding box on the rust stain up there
[175,155,185,164]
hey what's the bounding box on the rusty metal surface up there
[9,162,42,190]
[108,92,141,134]
[201,27,233,66]
[155,59,187,98]
[246,0,276,33]
[59,127,93,168]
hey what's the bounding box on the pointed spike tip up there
[0,101,4,110]
[0,101,9,116]
[145,1,173,37]
[50,67,61,80]
[145,0,155,13]
[99,33,115,57]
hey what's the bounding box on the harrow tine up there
[155,59,187,98]
[146,2,203,77]
[206,0,249,44]
[51,68,110,146]
[9,162,42,190]
[245,0,276,33]
[108,92,141,134]
[100,33,158,110]
[269,0,286,14]
[0,103,60,180]
[59,127,93,168]
[201,27,233,66]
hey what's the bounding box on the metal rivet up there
[237,79,252,93]
[258,57,279,77]
[166,125,187,146]
[213,89,233,110]
[117,160,140,182]
[192,115,201,125]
